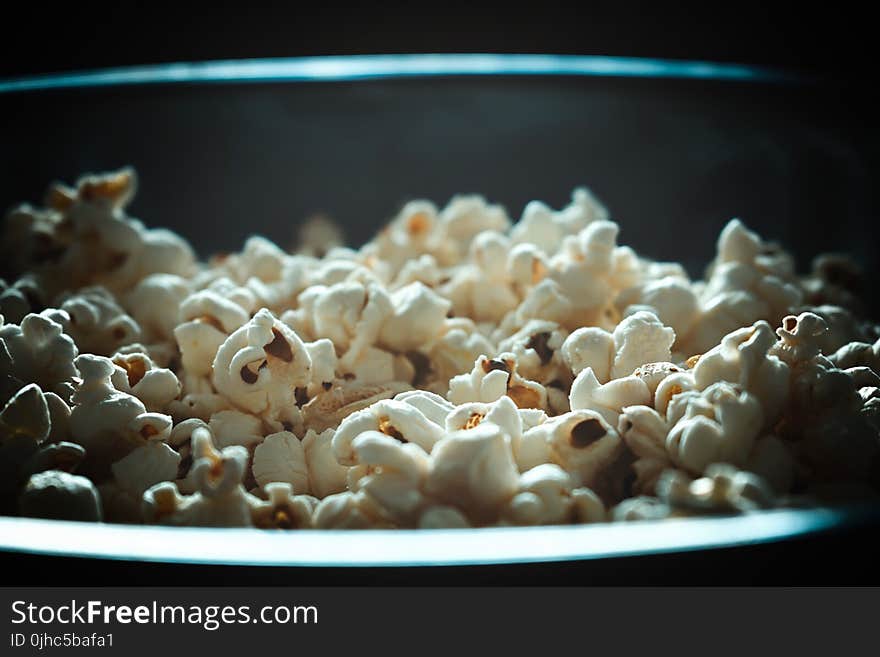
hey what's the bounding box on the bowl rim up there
[0,505,873,567]
[0,53,807,96]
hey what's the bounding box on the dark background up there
[0,1,872,79]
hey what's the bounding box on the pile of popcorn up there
[1,168,878,530]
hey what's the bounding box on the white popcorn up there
[110,351,181,413]
[143,428,256,527]
[560,327,615,381]
[665,382,764,475]
[123,273,190,343]
[333,398,445,466]
[618,404,671,495]
[657,464,775,513]
[5,169,880,529]
[507,243,549,295]
[654,370,699,417]
[440,194,511,253]
[0,277,42,325]
[427,319,496,393]
[448,354,547,410]
[0,382,50,443]
[346,431,431,526]
[539,410,627,502]
[617,276,699,340]
[829,338,880,373]
[379,282,451,352]
[503,464,578,526]
[610,311,676,380]
[569,367,651,426]
[769,311,830,366]
[418,505,471,529]
[497,319,568,385]
[312,489,393,529]
[395,389,456,427]
[302,427,348,498]
[424,422,520,524]
[252,431,309,493]
[69,354,172,480]
[212,308,311,425]
[19,470,102,521]
[0,312,79,400]
[48,287,142,356]
[174,289,251,377]
[693,321,790,426]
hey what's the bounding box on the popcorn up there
[302,428,349,498]
[665,382,764,475]
[143,428,257,527]
[4,169,879,530]
[251,482,317,529]
[50,287,142,356]
[656,464,776,514]
[618,404,671,495]
[313,490,390,529]
[68,354,172,480]
[693,321,790,426]
[497,320,568,385]
[212,308,311,426]
[18,470,102,521]
[345,431,431,526]
[610,310,676,380]
[424,422,520,525]
[379,282,451,352]
[539,410,629,503]
[569,367,651,426]
[332,398,445,466]
[560,327,615,381]
[503,464,579,526]
[0,312,79,401]
[110,350,181,413]
[448,354,547,409]
[123,273,191,343]
[252,431,309,493]
[301,380,411,433]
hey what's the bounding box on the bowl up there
[1,55,878,583]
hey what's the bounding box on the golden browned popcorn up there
[448,353,548,410]
[250,482,317,529]
[301,380,411,433]
[142,428,258,527]
[110,350,181,413]
[332,398,445,466]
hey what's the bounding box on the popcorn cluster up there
[2,169,878,529]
